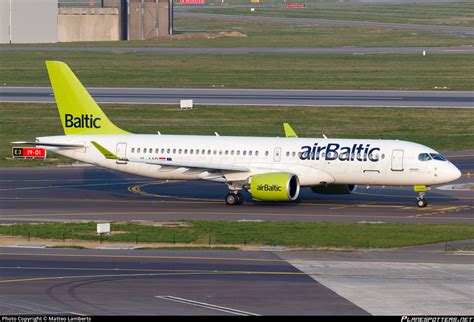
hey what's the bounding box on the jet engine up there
[249,172,300,201]
[311,184,357,194]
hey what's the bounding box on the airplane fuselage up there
[38,134,461,187]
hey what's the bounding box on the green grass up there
[3,17,471,48]
[172,18,473,48]
[1,221,473,249]
[1,51,473,90]
[188,2,474,27]
[2,103,473,167]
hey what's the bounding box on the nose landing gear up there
[414,185,429,208]
[416,191,428,208]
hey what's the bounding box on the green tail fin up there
[45,61,129,135]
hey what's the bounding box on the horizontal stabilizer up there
[11,141,85,148]
[91,141,119,159]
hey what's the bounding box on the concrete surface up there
[1,87,473,108]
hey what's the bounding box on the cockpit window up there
[429,153,447,161]
[418,153,431,161]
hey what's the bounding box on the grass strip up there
[1,51,473,90]
[1,221,473,249]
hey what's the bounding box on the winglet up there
[283,123,298,138]
[91,141,119,160]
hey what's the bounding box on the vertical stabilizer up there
[45,61,129,135]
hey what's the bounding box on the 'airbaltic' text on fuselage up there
[65,114,101,128]
[299,143,381,162]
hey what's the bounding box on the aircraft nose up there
[447,163,462,182]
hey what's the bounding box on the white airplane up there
[13,61,461,207]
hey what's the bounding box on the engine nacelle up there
[311,184,357,194]
[249,172,300,201]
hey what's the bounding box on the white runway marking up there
[156,295,260,316]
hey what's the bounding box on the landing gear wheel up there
[417,198,428,208]
[225,193,238,206]
[416,191,428,208]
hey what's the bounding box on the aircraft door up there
[391,149,404,171]
[274,147,281,162]
[116,142,127,164]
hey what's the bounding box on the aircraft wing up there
[11,141,85,148]
[91,141,250,172]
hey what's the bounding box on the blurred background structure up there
[0,0,174,43]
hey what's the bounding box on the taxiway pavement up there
[1,46,473,55]
[1,87,473,108]
[0,244,471,315]
[0,151,472,224]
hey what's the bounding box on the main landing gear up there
[225,191,244,206]
[416,191,428,208]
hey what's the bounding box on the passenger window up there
[150,149,152,154]
[131,148,135,153]
[178,149,182,154]
[137,148,141,153]
[418,153,431,161]
[167,148,170,153]
[225,150,229,155]
[219,150,223,155]
[237,150,240,156]
[249,151,252,156]
[255,151,259,156]
[265,151,269,157]
[190,149,194,155]
[173,149,176,154]
[213,150,217,155]
[155,148,159,154]
[143,148,147,153]
[243,151,247,156]
[286,151,289,157]
[184,149,188,154]
[231,150,235,155]
[292,152,296,157]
